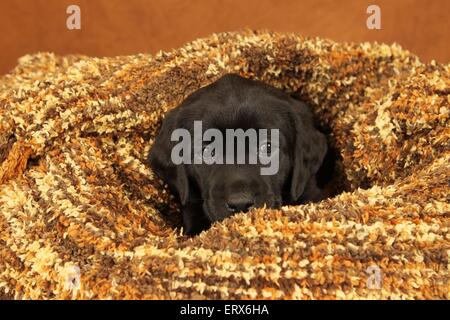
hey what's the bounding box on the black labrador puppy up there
[148,74,327,235]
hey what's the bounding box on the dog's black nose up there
[226,193,254,213]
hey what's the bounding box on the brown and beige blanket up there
[0,31,448,299]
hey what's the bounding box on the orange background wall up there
[0,0,448,75]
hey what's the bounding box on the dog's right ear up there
[289,99,328,202]
[147,111,189,206]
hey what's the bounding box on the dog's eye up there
[202,145,216,164]
[259,142,272,156]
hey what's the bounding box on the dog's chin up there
[203,198,283,223]
[202,202,233,223]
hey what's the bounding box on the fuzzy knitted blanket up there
[0,31,448,300]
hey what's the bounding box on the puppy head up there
[148,74,327,223]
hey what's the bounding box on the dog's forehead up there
[198,86,289,130]
[209,105,281,131]
[178,74,295,137]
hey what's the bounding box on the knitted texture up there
[0,31,448,299]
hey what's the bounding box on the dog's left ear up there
[289,99,327,201]
[147,111,189,206]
